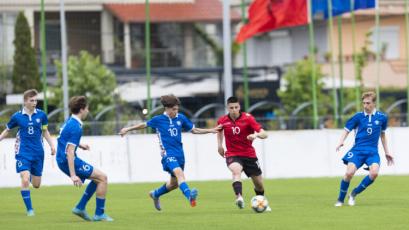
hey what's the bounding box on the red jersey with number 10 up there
[217,112,262,158]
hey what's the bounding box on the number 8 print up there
[27,126,34,135]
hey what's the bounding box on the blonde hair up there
[361,91,376,103]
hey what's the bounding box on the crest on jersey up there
[375,120,379,125]
[36,118,41,123]
[177,121,181,126]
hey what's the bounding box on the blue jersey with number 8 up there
[6,109,48,159]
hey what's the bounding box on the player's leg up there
[30,156,44,189]
[19,170,34,216]
[30,176,41,188]
[335,162,357,206]
[227,157,244,208]
[149,176,178,211]
[88,168,113,221]
[173,167,198,207]
[251,175,264,196]
[350,163,379,201]
[348,154,380,206]
[17,157,35,216]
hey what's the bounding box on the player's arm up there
[380,132,394,166]
[42,128,56,155]
[336,129,350,152]
[0,128,10,142]
[191,125,222,134]
[217,130,225,157]
[66,144,82,187]
[247,129,268,140]
[118,122,147,137]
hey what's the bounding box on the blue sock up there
[352,175,374,196]
[179,182,191,200]
[95,197,106,216]
[21,190,33,211]
[153,184,169,198]
[337,179,350,202]
[76,181,97,210]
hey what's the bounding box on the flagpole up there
[308,0,319,129]
[241,0,249,111]
[59,0,69,120]
[327,0,339,128]
[375,0,381,107]
[405,0,409,125]
[350,0,360,112]
[145,0,152,119]
[223,0,233,104]
[337,16,345,124]
[40,0,48,113]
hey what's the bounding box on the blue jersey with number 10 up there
[147,113,194,159]
[344,110,388,153]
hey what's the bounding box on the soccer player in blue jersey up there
[119,94,221,211]
[0,89,55,216]
[334,91,394,207]
[56,96,113,221]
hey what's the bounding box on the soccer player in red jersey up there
[217,96,270,210]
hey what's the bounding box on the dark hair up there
[227,96,239,104]
[69,96,88,114]
[160,94,180,108]
[361,91,376,103]
[23,89,38,101]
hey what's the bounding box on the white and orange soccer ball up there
[250,195,269,213]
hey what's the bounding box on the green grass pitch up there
[0,176,408,230]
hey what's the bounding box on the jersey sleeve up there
[181,114,194,132]
[146,116,159,129]
[41,112,49,130]
[344,113,359,132]
[381,115,388,132]
[66,127,81,147]
[6,114,18,130]
[248,114,262,132]
[217,116,223,125]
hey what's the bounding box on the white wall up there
[1,128,408,188]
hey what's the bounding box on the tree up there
[12,12,40,93]
[278,58,331,124]
[51,51,117,118]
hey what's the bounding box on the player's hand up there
[336,143,344,152]
[118,128,129,137]
[80,144,90,151]
[218,146,225,158]
[385,153,394,166]
[247,134,257,141]
[71,176,82,187]
[50,146,56,156]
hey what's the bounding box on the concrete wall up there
[1,128,408,188]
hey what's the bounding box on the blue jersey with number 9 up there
[344,110,388,152]
[146,113,193,159]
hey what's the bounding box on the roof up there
[104,0,241,23]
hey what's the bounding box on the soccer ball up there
[250,195,269,213]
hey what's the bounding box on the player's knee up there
[21,178,30,188]
[100,173,108,183]
[169,183,178,190]
[32,183,41,189]
[344,171,355,180]
[369,171,378,180]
